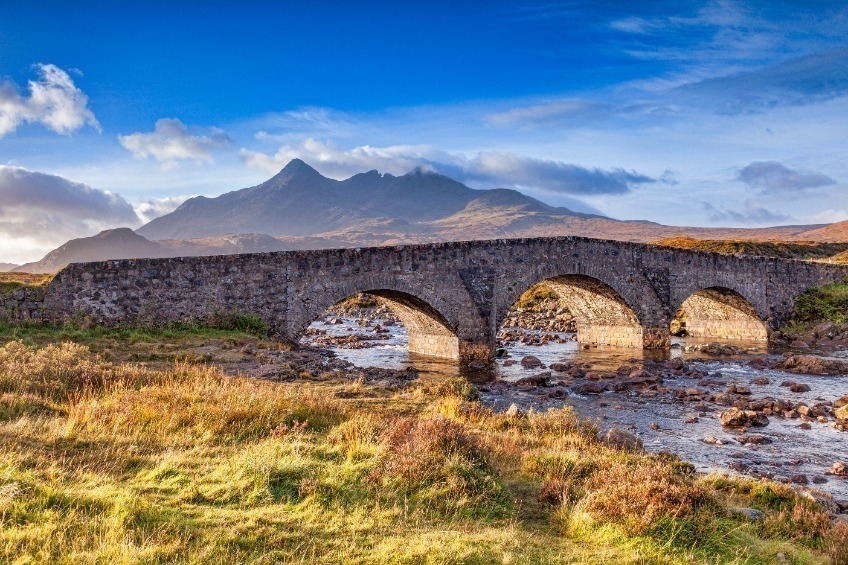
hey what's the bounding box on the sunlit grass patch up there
[0,336,845,563]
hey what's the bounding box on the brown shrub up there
[377,415,481,486]
[763,502,833,544]
[579,457,713,536]
[373,415,506,507]
[539,479,581,507]
[825,520,848,565]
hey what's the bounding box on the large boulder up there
[779,355,848,376]
[830,462,848,477]
[520,355,543,369]
[720,407,769,428]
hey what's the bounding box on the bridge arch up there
[497,274,652,348]
[671,286,767,341]
[286,273,487,361]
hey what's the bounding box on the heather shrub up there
[372,415,508,513]
[577,457,714,537]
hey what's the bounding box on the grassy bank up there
[655,237,848,261]
[0,334,845,563]
[0,273,53,298]
[779,281,848,336]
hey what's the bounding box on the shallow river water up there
[304,317,848,500]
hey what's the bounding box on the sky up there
[1,0,847,264]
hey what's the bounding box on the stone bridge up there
[42,236,848,364]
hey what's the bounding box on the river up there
[302,316,848,500]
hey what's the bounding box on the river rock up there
[599,428,643,452]
[666,358,686,371]
[720,407,768,428]
[779,355,848,375]
[573,382,604,395]
[834,404,848,420]
[504,403,525,418]
[520,355,543,369]
[789,383,812,393]
[515,372,552,387]
[798,487,840,514]
[736,434,772,445]
[830,462,848,477]
[729,507,766,521]
[797,404,813,418]
[834,395,848,409]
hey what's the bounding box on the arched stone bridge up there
[43,236,848,364]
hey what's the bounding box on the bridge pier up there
[643,327,671,349]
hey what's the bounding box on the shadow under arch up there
[503,275,646,348]
[302,289,460,359]
[672,286,767,341]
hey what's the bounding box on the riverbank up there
[0,325,846,562]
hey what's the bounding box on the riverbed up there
[302,315,848,500]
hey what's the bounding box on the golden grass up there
[0,339,845,563]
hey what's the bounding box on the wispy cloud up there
[133,195,194,224]
[119,118,232,170]
[240,138,655,196]
[0,64,100,138]
[737,161,836,192]
[702,200,793,225]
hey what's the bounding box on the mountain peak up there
[278,158,320,176]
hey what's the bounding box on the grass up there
[514,284,561,310]
[778,280,848,335]
[655,237,848,261]
[0,273,53,298]
[0,334,845,563]
[793,282,848,325]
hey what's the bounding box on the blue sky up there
[1,0,847,263]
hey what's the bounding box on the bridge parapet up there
[31,236,848,364]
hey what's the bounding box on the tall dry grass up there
[0,338,845,563]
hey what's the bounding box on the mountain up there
[14,230,297,274]
[13,160,848,273]
[0,263,19,272]
[14,228,169,273]
[137,159,593,240]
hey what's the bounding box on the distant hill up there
[0,263,19,272]
[14,228,169,273]
[13,159,848,273]
[14,229,298,274]
[791,220,848,242]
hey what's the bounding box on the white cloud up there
[737,161,836,192]
[0,166,140,262]
[0,64,100,138]
[240,139,655,196]
[134,195,194,224]
[119,118,232,170]
[809,209,848,224]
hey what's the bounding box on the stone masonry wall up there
[0,287,46,322]
[23,236,848,363]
